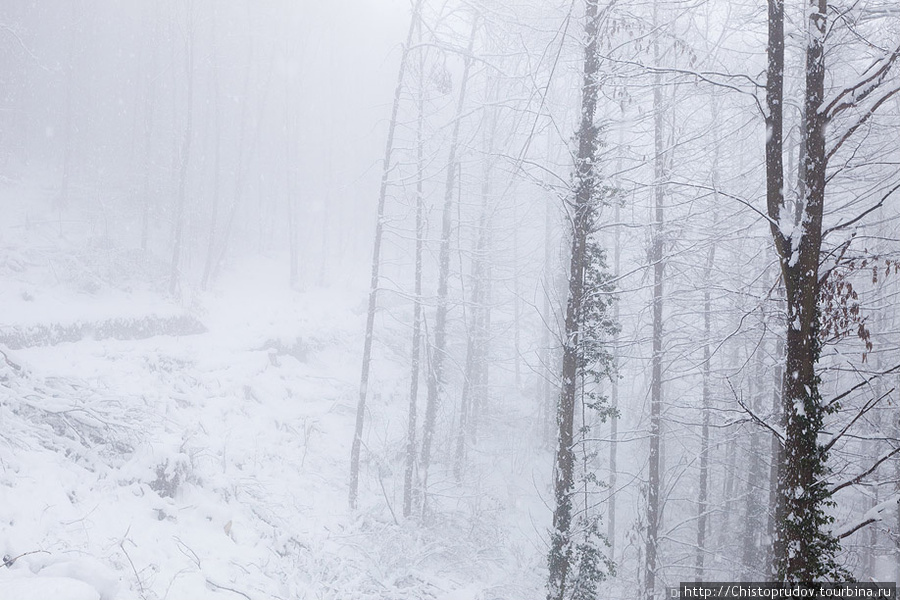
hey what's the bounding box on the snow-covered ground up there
[0,188,550,599]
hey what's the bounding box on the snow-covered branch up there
[828,445,900,498]
[833,494,900,540]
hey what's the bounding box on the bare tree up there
[765,0,900,580]
[403,18,428,518]
[645,1,666,594]
[348,0,425,511]
[419,16,478,501]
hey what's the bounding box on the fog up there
[1,1,899,598]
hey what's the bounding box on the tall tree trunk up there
[768,0,842,581]
[453,98,496,479]
[202,8,221,290]
[140,5,159,255]
[419,18,479,497]
[742,335,766,577]
[348,0,424,510]
[645,3,665,594]
[695,233,715,580]
[403,32,427,518]
[169,3,194,296]
[210,36,271,284]
[541,130,561,448]
[547,1,603,597]
[608,190,621,559]
[766,333,785,575]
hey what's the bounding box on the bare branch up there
[731,382,784,443]
[825,362,900,409]
[827,85,900,161]
[824,181,900,237]
[834,494,900,540]
[822,388,892,453]
[828,445,900,497]
[823,42,900,119]
[595,54,766,116]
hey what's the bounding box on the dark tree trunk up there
[742,336,767,578]
[767,0,843,581]
[547,0,602,597]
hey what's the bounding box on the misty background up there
[1,0,899,599]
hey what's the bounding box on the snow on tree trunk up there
[547,1,615,598]
[645,1,666,594]
[767,0,844,581]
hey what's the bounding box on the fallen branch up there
[207,579,252,600]
[3,549,49,568]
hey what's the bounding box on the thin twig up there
[3,549,49,568]
[828,445,900,497]
[823,388,893,453]
[825,362,900,408]
[119,528,146,600]
[206,579,252,600]
[731,381,784,443]
[378,467,400,526]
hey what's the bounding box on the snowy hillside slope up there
[0,192,550,599]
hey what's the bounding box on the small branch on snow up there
[119,528,146,600]
[3,549,49,568]
[206,579,252,600]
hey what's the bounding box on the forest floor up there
[0,186,549,599]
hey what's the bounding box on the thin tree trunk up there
[766,333,785,575]
[542,193,556,448]
[742,335,766,577]
[169,3,194,296]
[608,189,621,559]
[453,97,496,479]
[202,8,221,290]
[419,18,479,495]
[695,234,715,580]
[645,2,665,593]
[348,0,424,510]
[140,7,158,255]
[403,32,427,518]
[211,40,270,284]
